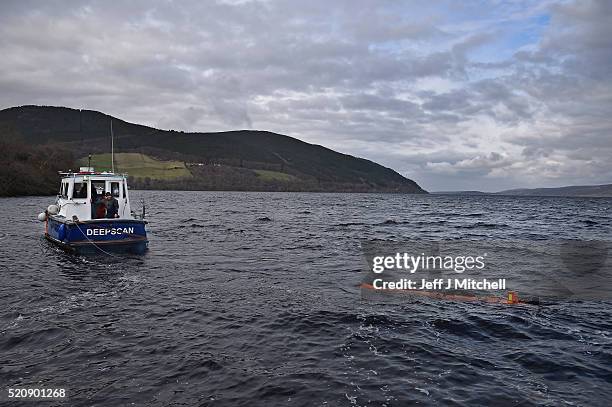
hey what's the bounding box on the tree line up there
[0,123,75,196]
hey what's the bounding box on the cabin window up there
[73,182,88,199]
[111,182,120,198]
[91,181,106,199]
[60,182,68,198]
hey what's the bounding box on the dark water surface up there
[1,191,611,406]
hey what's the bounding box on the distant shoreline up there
[433,184,612,198]
[5,189,612,198]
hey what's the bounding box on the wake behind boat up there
[38,167,148,254]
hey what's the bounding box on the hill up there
[0,105,426,194]
[432,184,612,198]
[497,184,612,197]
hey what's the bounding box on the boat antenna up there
[110,118,115,173]
[141,198,146,219]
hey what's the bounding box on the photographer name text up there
[372,278,506,291]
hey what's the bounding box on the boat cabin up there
[56,167,132,221]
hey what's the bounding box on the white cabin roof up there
[59,170,127,182]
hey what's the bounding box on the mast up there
[110,118,115,173]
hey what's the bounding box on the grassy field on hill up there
[78,153,191,180]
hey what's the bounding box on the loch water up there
[1,191,611,406]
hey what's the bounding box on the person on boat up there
[90,186,98,219]
[94,195,107,219]
[104,192,119,218]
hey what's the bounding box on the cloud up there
[0,0,610,191]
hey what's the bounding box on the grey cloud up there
[212,99,253,128]
[426,152,512,175]
[340,94,421,116]
[0,0,610,191]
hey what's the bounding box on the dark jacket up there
[105,197,119,218]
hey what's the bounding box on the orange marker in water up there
[507,291,519,304]
[360,284,543,306]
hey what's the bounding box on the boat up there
[38,167,148,254]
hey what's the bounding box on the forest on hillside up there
[0,123,75,196]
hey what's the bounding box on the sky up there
[1,0,611,191]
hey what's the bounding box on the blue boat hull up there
[45,216,148,255]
